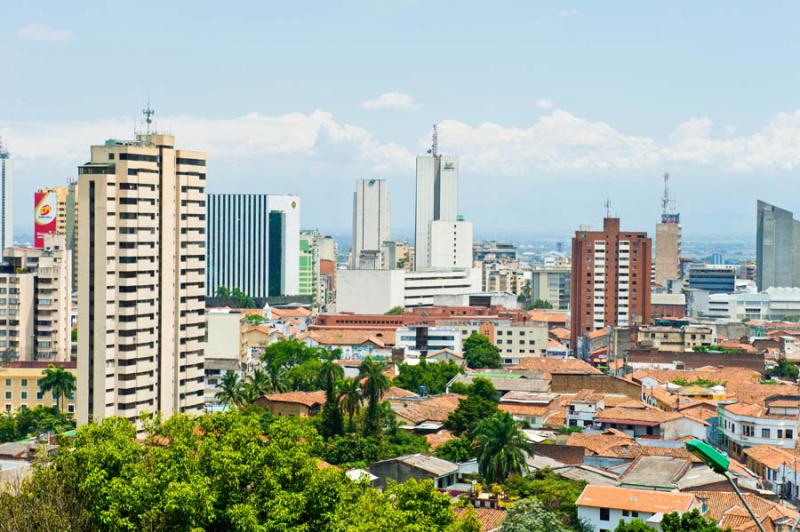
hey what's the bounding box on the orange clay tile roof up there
[576,485,697,514]
[723,402,789,418]
[300,329,393,347]
[569,389,603,404]
[550,327,571,340]
[270,307,312,319]
[425,430,455,450]
[265,390,327,407]
[743,445,800,469]
[610,444,702,462]
[499,402,559,417]
[382,386,419,400]
[527,310,567,323]
[454,508,507,532]
[588,329,608,339]
[565,431,635,455]
[596,406,683,424]
[389,394,464,424]
[694,490,798,532]
[728,383,800,404]
[508,357,601,378]
[547,340,568,350]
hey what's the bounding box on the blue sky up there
[2,1,800,241]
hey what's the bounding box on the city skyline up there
[3,2,800,240]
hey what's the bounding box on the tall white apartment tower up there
[0,138,14,250]
[351,178,390,269]
[266,194,300,296]
[77,129,207,427]
[415,126,459,270]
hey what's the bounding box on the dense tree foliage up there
[214,286,256,308]
[474,411,531,484]
[394,360,463,395]
[434,435,476,462]
[385,306,405,315]
[614,510,724,531]
[0,406,74,443]
[504,468,585,528]
[463,334,502,369]
[501,497,570,532]
[445,378,500,436]
[0,411,478,531]
[767,356,799,380]
[360,357,391,437]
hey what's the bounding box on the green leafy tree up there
[463,333,502,369]
[385,306,405,315]
[614,519,653,531]
[319,351,345,437]
[337,377,363,430]
[434,435,476,462]
[660,509,725,531]
[501,497,570,532]
[244,314,266,325]
[394,360,463,395]
[38,364,76,415]
[769,356,799,380]
[445,377,500,436]
[359,357,390,437]
[504,468,586,528]
[215,371,244,407]
[528,298,553,309]
[287,358,324,390]
[474,411,531,484]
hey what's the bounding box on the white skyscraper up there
[266,195,300,296]
[415,126,459,270]
[351,178,390,269]
[429,219,473,269]
[0,138,14,250]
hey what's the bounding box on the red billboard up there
[34,190,58,248]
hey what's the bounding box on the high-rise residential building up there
[207,194,270,298]
[414,126,459,270]
[570,217,652,348]
[530,266,571,310]
[0,138,13,251]
[654,173,681,286]
[351,179,390,269]
[267,195,300,297]
[77,132,206,427]
[429,219,473,269]
[34,187,68,248]
[66,179,79,292]
[299,230,321,306]
[2,234,72,361]
[757,200,800,290]
[319,235,338,263]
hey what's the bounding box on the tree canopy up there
[394,360,463,395]
[445,377,500,437]
[501,497,570,532]
[463,334,502,369]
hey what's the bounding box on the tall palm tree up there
[248,368,272,396]
[337,377,363,429]
[319,350,344,398]
[263,361,290,393]
[38,364,77,415]
[215,371,244,407]
[473,411,532,484]
[359,357,390,436]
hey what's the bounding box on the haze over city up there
[3,1,800,239]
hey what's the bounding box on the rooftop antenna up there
[661,171,680,224]
[604,197,611,218]
[143,100,155,135]
[431,124,439,157]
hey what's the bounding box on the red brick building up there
[570,217,651,349]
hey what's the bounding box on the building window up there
[787,430,794,439]
[21,392,27,400]
[21,379,27,387]
[762,428,771,438]
[600,508,610,521]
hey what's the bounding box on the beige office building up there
[77,133,206,427]
[655,222,681,286]
[3,234,72,362]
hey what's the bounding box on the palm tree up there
[473,411,532,484]
[337,377,363,429]
[247,368,272,397]
[359,357,390,436]
[38,364,76,415]
[263,361,290,393]
[215,371,244,407]
[319,350,344,397]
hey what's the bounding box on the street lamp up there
[685,440,765,532]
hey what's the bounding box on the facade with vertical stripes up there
[207,194,270,298]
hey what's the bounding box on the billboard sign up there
[34,190,58,248]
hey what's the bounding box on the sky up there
[2,1,800,242]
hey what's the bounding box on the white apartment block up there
[429,219,473,269]
[719,398,800,459]
[529,266,570,309]
[77,133,206,427]
[352,178,390,269]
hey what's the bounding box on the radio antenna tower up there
[661,172,680,224]
[431,124,439,157]
[143,101,155,135]
[604,197,611,218]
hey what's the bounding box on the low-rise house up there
[0,361,77,414]
[576,485,701,532]
[744,445,800,500]
[256,391,326,417]
[718,395,800,459]
[694,490,798,531]
[448,371,549,396]
[566,390,605,428]
[299,329,394,359]
[594,406,707,440]
[498,392,560,428]
[369,454,458,490]
[426,348,465,365]
[389,394,463,431]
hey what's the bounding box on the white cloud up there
[17,24,72,43]
[559,9,578,17]
[536,99,554,110]
[359,92,420,111]
[1,110,413,174]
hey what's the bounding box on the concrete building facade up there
[757,200,800,290]
[351,178,390,269]
[429,219,473,269]
[655,222,681,286]
[0,139,13,251]
[266,195,300,296]
[414,147,458,270]
[570,217,651,348]
[77,133,206,427]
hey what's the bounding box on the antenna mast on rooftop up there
[604,197,611,218]
[660,171,680,224]
[431,124,439,157]
[143,101,155,135]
